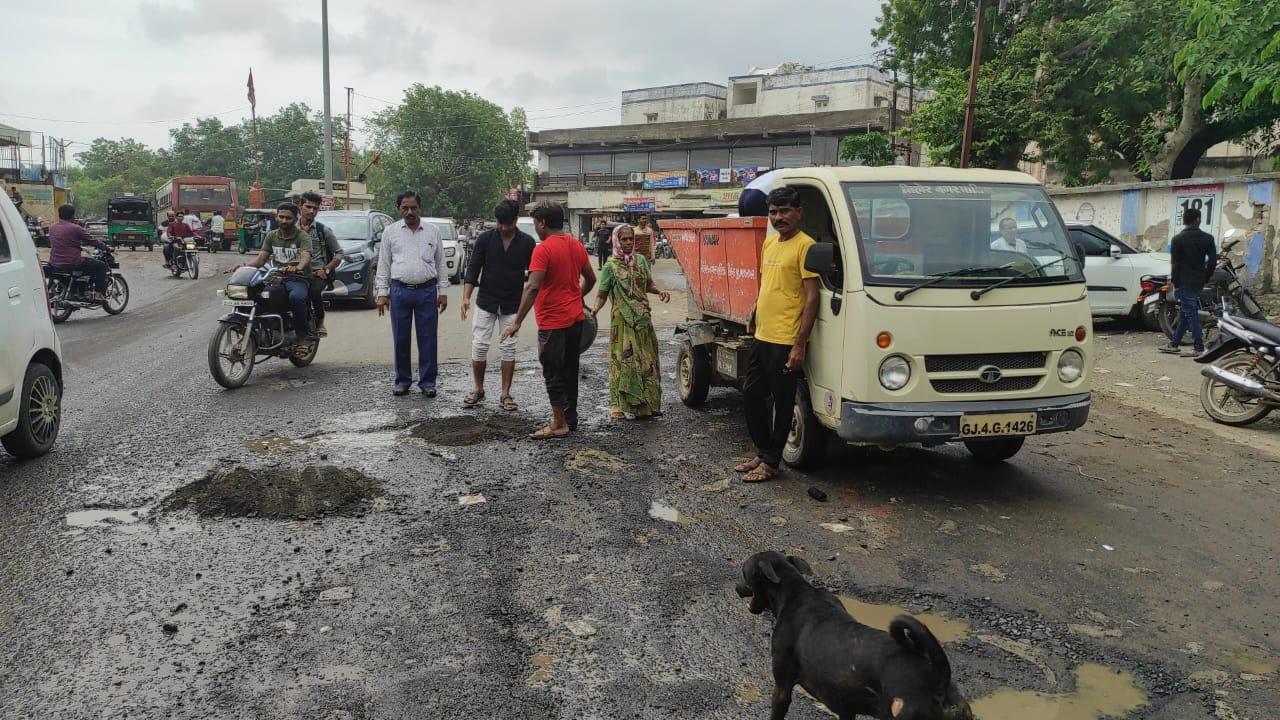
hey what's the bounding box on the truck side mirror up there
[804,242,838,275]
[1109,244,1122,260]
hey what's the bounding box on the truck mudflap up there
[836,393,1091,446]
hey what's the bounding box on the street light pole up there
[321,0,333,198]
[959,0,989,169]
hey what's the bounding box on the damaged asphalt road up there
[1,276,1278,719]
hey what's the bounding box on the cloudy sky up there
[2,0,883,162]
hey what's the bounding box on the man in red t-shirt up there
[502,201,596,439]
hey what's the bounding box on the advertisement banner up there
[1169,182,1223,245]
[734,166,767,184]
[19,165,44,182]
[623,197,657,212]
[642,170,688,190]
[693,168,721,185]
[711,189,741,205]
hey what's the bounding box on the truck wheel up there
[964,437,1025,463]
[783,383,827,469]
[677,341,711,407]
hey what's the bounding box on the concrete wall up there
[1050,174,1280,292]
[725,66,926,120]
[621,83,727,124]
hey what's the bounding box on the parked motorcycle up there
[42,247,130,323]
[208,264,320,389]
[1139,273,1167,332]
[1195,308,1280,426]
[1158,230,1264,341]
[169,237,201,279]
[654,236,674,259]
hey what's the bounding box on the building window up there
[812,94,830,109]
[732,83,758,106]
[645,112,658,123]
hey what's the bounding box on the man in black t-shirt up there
[1160,207,1217,356]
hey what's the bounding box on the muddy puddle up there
[1221,646,1276,675]
[971,664,1146,719]
[648,500,692,524]
[837,596,969,643]
[65,508,148,528]
[246,436,316,454]
[162,465,381,519]
[566,449,628,476]
[408,414,528,446]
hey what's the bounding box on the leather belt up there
[392,278,437,289]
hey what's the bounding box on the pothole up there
[408,414,529,446]
[566,449,628,475]
[65,508,148,528]
[162,465,382,519]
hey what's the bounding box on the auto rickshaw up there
[107,196,156,251]
[237,208,276,254]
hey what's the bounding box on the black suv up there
[316,210,396,308]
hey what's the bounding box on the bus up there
[154,176,241,240]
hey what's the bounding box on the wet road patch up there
[408,413,529,446]
[970,663,1146,719]
[162,465,382,519]
[565,448,627,475]
[837,595,970,643]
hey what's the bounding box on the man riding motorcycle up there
[298,191,343,337]
[48,203,113,302]
[230,202,314,347]
[163,215,198,268]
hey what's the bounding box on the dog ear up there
[786,555,813,576]
[756,558,781,584]
[890,698,905,717]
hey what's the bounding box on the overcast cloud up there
[1,0,883,162]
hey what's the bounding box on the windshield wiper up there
[893,265,1011,301]
[969,256,1071,300]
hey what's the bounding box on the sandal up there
[463,390,485,407]
[610,410,626,420]
[500,395,518,411]
[743,464,780,483]
[528,425,570,440]
[734,458,763,473]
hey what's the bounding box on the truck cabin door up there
[789,183,845,423]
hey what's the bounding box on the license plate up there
[223,299,255,307]
[1143,293,1160,306]
[959,412,1037,438]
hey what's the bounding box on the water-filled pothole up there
[162,465,382,519]
[408,414,529,446]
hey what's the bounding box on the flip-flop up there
[463,390,485,407]
[734,458,763,473]
[610,410,626,420]
[743,464,780,483]
[528,425,570,440]
[500,395,518,411]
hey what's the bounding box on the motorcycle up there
[1138,273,1167,332]
[1158,229,1265,341]
[1195,308,1280,426]
[208,264,320,389]
[42,247,130,323]
[169,237,201,279]
[654,235,674,260]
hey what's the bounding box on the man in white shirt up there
[184,210,203,233]
[208,210,226,252]
[375,190,449,397]
[990,217,1029,254]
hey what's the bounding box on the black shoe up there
[393,384,411,396]
[1157,344,1181,354]
[421,387,437,398]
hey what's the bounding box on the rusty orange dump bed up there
[663,217,769,326]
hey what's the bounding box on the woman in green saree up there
[590,224,671,419]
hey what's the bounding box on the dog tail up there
[890,614,951,688]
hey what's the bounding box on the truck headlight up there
[226,284,249,300]
[1057,348,1085,383]
[879,356,911,391]
[445,247,456,257]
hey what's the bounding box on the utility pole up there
[321,0,334,199]
[959,0,989,169]
[344,87,353,207]
[889,66,899,164]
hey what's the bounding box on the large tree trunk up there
[1149,78,1205,181]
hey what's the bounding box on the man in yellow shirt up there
[736,186,820,482]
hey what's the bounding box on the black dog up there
[736,551,973,720]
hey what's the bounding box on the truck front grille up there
[931,376,1042,394]
[925,352,1048,373]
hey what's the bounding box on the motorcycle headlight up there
[226,284,249,300]
[185,242,197,250]
[878,355,912,391]
[1057,348,1085,383]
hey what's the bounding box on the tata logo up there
[1049,328,1072,337]
[978,366,1003,384]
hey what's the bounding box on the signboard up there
[733,166,768,184]
[623,197,657,212]
[1170,183,1223,245]
[693,168,721,185]
[320,195,335,210]
[643,170,688,190]
[711,189,741,206]
[19,165,44,182]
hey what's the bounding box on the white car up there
[424,217,461,283]
[0,192,63,458]
[1067,222,1170,322]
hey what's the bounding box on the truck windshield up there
[844,182,1083,288]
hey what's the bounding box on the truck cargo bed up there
[662,217,769,326]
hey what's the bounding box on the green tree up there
[166,117,250,182]
[67,169,134,218]
[367,84,530,218]
[1178,0,1280,109]
[839,132,898,166]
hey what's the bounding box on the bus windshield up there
[179,183,232,207]
[845,182,1083,287]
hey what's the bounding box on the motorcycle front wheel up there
[1200,350,1274,426]
[208,323,257,389]
[190,254,200,280]
[103,275,129,315]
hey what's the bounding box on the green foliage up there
[1178,0,1280,109]
[839,132,897,166]
[366,84,530,219]
[67,169,134,218]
